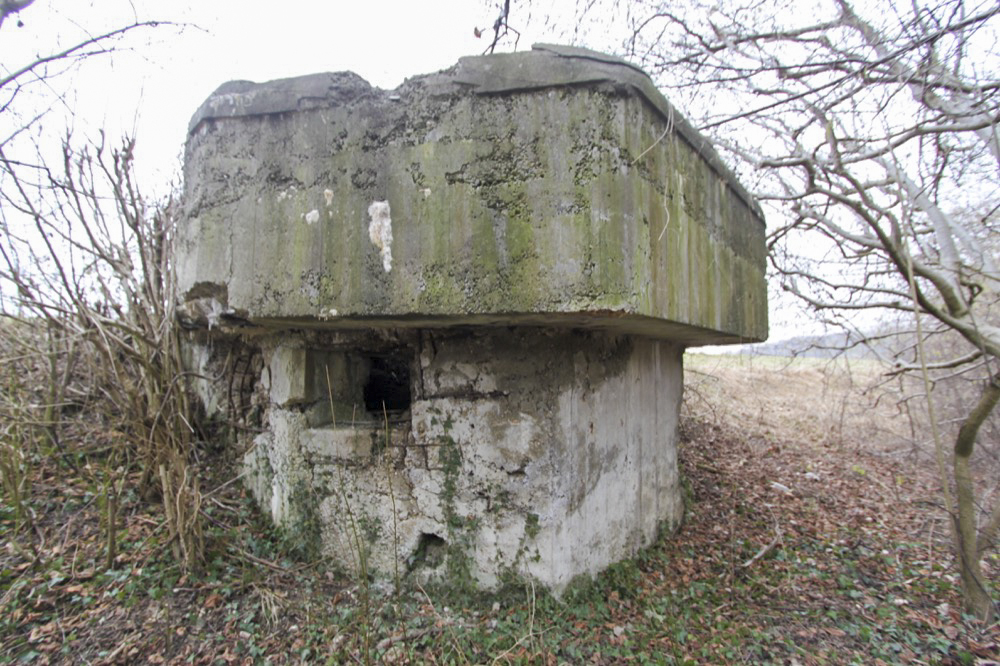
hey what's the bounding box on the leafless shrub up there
[0,137,203,573]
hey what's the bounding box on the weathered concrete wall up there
[237,327,682,591]
[179,44,767,344]
[179,45,768,593]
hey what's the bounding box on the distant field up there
[684,351,913,455]
[685,350,888,375]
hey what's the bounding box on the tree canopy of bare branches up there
[608,0,1000,621]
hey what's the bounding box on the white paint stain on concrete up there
[367,200,393,272]
[304,209,320,225]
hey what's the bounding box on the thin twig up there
[741,513,782,568]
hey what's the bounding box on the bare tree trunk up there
[953,373,1000,622]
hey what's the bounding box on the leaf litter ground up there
[1,353,997,664]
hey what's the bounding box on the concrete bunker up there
[178,44,767,592]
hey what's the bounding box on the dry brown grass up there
[685,352,915,456]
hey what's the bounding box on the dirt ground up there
[1,352,997,664]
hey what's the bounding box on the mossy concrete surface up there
[236,327,684,592]
[179,44,767,345]
[181,45,767,595]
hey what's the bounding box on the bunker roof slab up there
[179,44,768,345]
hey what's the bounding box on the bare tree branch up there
[610,0,1000,621]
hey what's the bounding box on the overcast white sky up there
[1,0,581,188]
